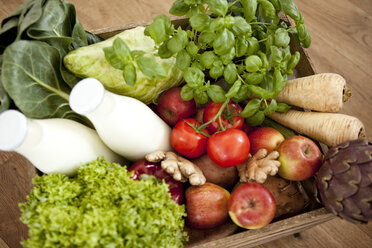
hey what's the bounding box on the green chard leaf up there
[2,40,81,121]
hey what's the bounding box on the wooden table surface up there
[0,0,371,247]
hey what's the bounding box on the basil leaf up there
[123,63,137,86]
[147,16,167,44]
[288,51,300,69]
[276,102,291,113]
[240,0,258,22]
[268,0,280,11]
[186,41,199,56]
[223,63,237,84]
[258,0,276,19]
[258,51,270,71]
[207,85,227,102]
[245,55,262,73]
[158,42,174,58]
[297,23,311,48]
[206,0,228,16]
[213,28,235,55]
[273,68,287,96]
[225,80,242,98]
[184,67,205,88]
[176,50,191,71]
[246,37,259,56]
[264,99,277,114]
[200,51,216,69]
[170,0,190,16]
[209,60,224,79]
[274,28,290,47]
[135,55,167,79]
[232,84,251,103]
[167,30,188,53]
[113,38,132,63]
[245,110,265,126]
[231,16,252,36]
[245,72,264,85]
[279,0,300,21]
[221,47,236,65]
[194,90,209,104]
[181,84,195,101]
[198,31,216,46]
[190,14,211,32]
[270,45,283,67]
[241,98,262,118]
[246,84,273,99]
[103,46,125,70]
[235,37,248,57]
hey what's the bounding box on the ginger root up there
[146,151,206,186]
[237,149,281,184]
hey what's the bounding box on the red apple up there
[157,87,196,126]
[228,183,276,229]
[277,135,322,181]
[186,182,230,229]
[248,127,285,155]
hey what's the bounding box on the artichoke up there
[315,139,372,223]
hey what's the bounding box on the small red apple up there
[157,87,196,126]
[186,182,230,229]
[248,127,285,155]
[228,183,276,229]
[277,135,322,181]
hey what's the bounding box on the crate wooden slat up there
[0,15,335,248]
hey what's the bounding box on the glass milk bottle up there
[0,110,123,176]
[69,78,172,161]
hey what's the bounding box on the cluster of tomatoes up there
[157,87,252,168]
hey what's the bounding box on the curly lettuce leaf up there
[19,158,188,248]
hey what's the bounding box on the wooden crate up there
[0,16,335,248]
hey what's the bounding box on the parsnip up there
[268,110,366,147]
[275,73,351,112]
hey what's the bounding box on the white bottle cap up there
[0,110,28,151]
[69,78,105,115]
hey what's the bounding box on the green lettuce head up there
[64,26,183,104]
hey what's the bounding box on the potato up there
[192,154,238,189]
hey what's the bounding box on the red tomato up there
[207,129,250,168]
[203,100,244,134]
[171,118,209,159]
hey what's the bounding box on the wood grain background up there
[0,0,371,247]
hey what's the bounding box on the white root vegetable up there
[275,73,351,112]
[269,110,366,147]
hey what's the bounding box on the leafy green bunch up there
[0,0,102,124]
[20,158,188,248]
[145,0,311,126]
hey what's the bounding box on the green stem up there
[198,98,230,131]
